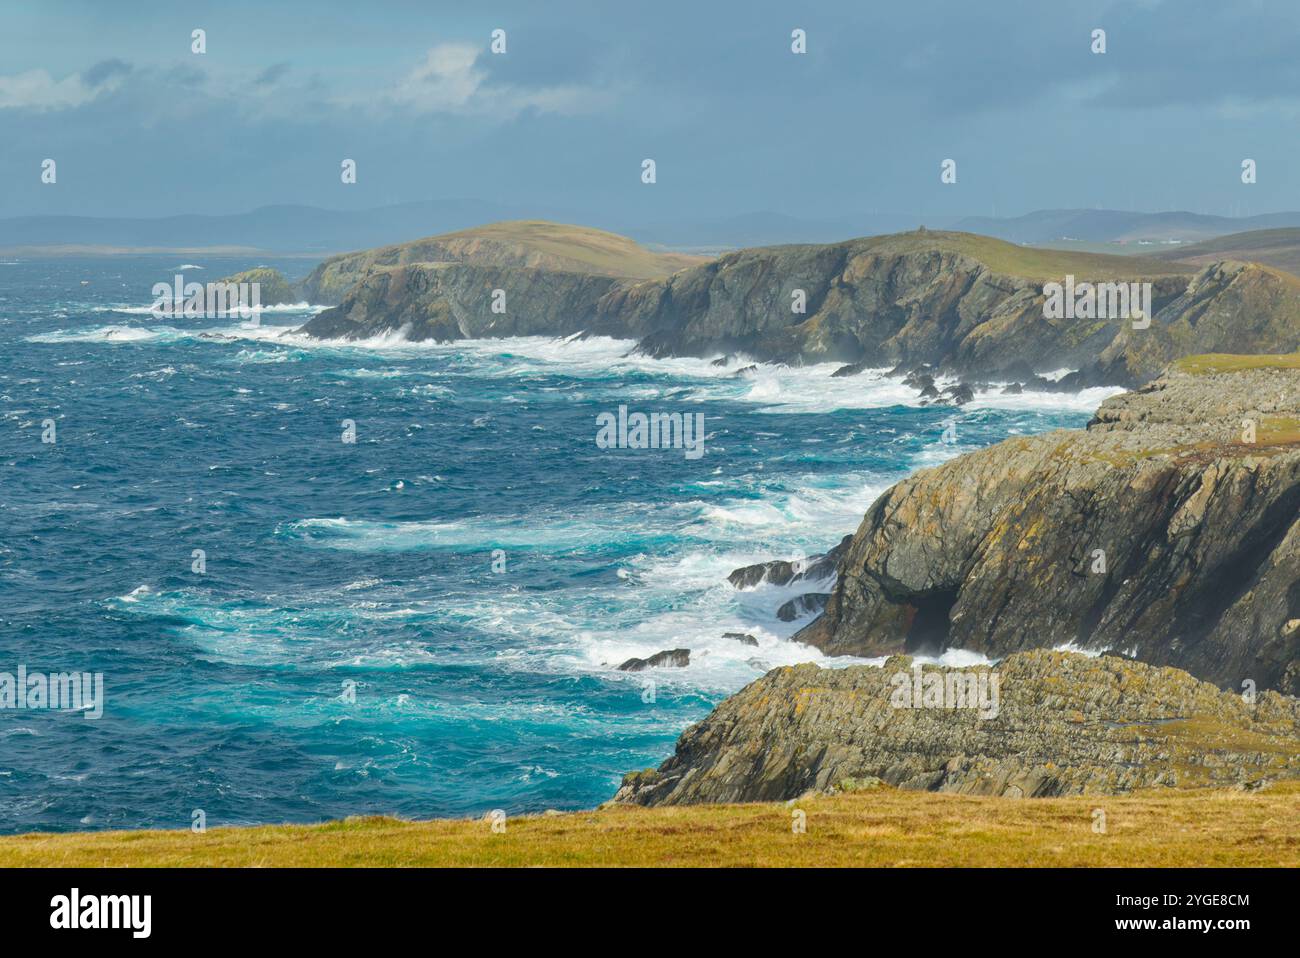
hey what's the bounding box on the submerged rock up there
[832,362,869,378]
[614,650,1300,805]
[727,535,852,590]
[722,632,759,646]
[942,382,975,405]
[617,649,691,672]
[776,592,831,622]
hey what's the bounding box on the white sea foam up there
[24,320,1125,416]
[270,466,908,688]
[1052,642,1108,657]
[273,330,1123,413]
[27,325,168,343]
[93,301,321,317]
[83,319,1103,693]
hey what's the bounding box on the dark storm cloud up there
[1,0,1298,220]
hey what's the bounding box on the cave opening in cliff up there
[904,589,957,655]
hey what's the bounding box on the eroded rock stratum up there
[616,651,1300,805]
[796,361,1300,696]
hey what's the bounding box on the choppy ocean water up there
[0,256,1117,833]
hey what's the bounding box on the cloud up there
[0,61,130,111]
[82,59,133,88]
[384,42,610,117]
[391,43,481,111]
[253,63,291,88]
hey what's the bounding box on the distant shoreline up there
[0,245,336,258]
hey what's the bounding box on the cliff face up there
[614,651,1300,805]
[286,224,1300,387]
[301,225,1286,384]
[591,236,1187,376]
[1101,261,1300,382]
[793,361,1300,695]
[300,262,623,341]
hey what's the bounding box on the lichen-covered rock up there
[614,650,1300,805]
[794,363,1300,695]
[1100,261,1300,382]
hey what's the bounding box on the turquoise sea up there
[0,256,1115,833]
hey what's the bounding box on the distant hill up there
[1149,228,1300,278]
[10,202,1300,255]
[0,200,569,255]
[954,209,1300,246]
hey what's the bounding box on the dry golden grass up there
[852,230,1193,281]
[1171,352,1300,375]
[432,220,706,277]
[3,783,1296,868]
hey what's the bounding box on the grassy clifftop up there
[1171,351,1300,374]
[844,229,1193,281]
[301,220,707,302]
[1,783,1294,867]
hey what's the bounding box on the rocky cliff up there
[615,650,1300,805]
[792,358,1300,695]
[1100,260,1300,382]
[271,222,1300,387]
[300,262,624,341]
[590,232,1190,380]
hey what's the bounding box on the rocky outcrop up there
[776,592,831,622]
[614,650,1300,805]
[617,649,691,671]
[727,535,851,590]
[300,262,622,342]
[794,360,1300,695]
[213,267,300,306]
[1099,261,1300,383]
[299,220,702,304]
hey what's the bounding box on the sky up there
[1,0,1298,223]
